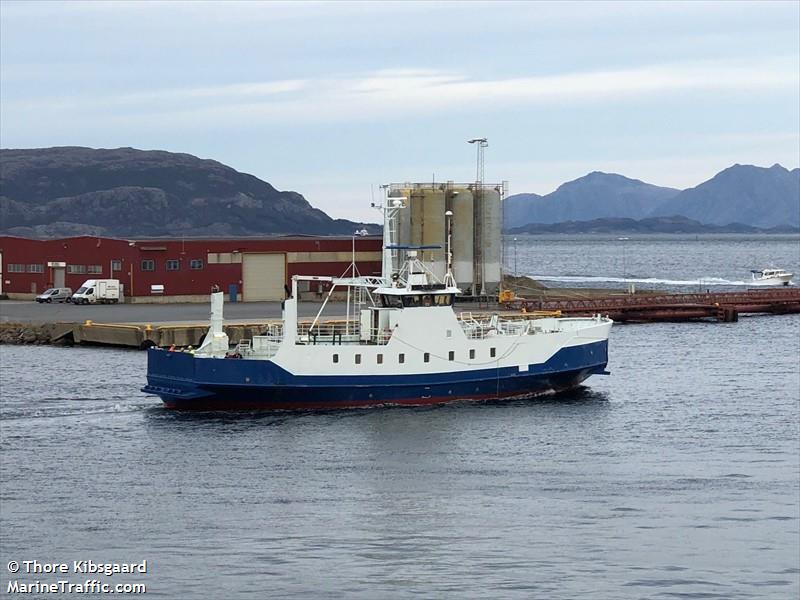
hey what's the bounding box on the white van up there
[71,279,120,305]
[35,287,73,303]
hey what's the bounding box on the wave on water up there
[1,400,155,421]
[529,274,753,286]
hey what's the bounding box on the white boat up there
[142,197,613,410]
[750,268,794,286]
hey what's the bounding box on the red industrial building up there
[0,235,383,302]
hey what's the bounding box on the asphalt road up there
[0,299,353,324]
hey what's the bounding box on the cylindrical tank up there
[391,181,500,293]
[481,187,502,293]
[389,189,410,277]
[419,188,446,279]
[451,188,474,290]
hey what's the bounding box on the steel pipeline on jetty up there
[505,288,800,323]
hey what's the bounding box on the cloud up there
[4,59,797,134]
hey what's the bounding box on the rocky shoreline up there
[0,322,74,346]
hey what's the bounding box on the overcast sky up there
[2,1,798,221]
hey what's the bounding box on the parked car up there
[35,287,73,303]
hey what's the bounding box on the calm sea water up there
[505,233,800,292]
[1,236,798,599]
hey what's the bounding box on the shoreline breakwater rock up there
[0,322,74,346]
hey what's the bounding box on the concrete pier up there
[1,319,285,349]
[2,289,798,349]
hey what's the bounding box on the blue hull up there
[143,341,608,410]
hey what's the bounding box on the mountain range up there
[504,164,799,230]
[0,147,377,238]
[1,147,797,238]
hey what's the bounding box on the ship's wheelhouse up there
[379,293,454,308]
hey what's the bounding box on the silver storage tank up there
[419,187,446,279]
[481,186,502,294]
[450,188,474,291]
[390,188,411,277]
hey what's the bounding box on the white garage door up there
[242,253,286,301]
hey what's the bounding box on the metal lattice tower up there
[468,138,488,296]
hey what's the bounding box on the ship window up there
[490,347,496,358]
[424,352,430,363]
[448,351,454,361]
[401,295,422,308]
[333,354,339,363]
[469,349,475,359]
[381,295,403,309]
[377,354,383,364]
[355,354,361,365]
[434,294,453,306]
[398,353,405,364]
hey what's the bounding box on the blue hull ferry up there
[143,199,612,411]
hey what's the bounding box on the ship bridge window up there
[401,295,421,308]
[381,295,403,309]
[434,294,453,306]
[399,294,453,308]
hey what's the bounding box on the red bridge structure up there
[507,288,800,323]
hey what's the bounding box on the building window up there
[398,353,405,364]
[87,265,102,274]
[190,259,203,270]
[424,352,430,363]
[67,265,86,274]
[111,260,122,272]
[448,351,454,361]
[469,349,475,359]
[333,354,339,364]
[377,354,383,364]
[166,260,180,271]
[490,347,496,358]
[27,264,44,273]
[355,354,361,365]
[141,259,155,272]
[207,252,242,264]
[7,264,25,273]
